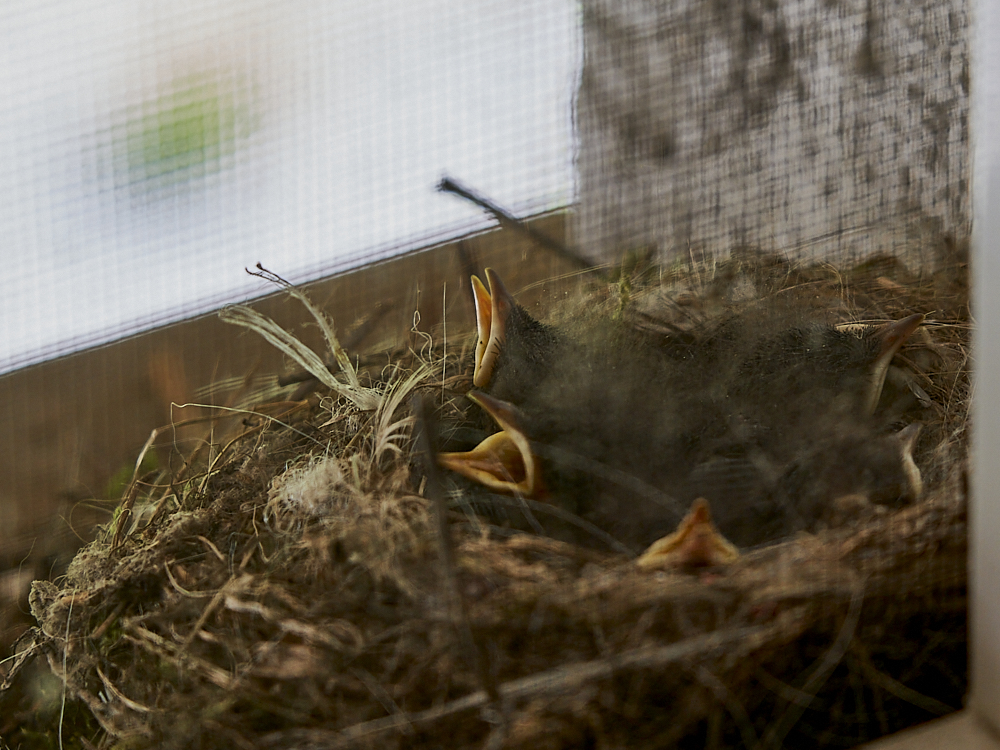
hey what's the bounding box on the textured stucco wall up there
[575,0,969,264]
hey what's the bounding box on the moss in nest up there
[104,452,160,501]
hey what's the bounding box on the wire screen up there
[576,0,969,266]
[0,2,974,745]
[0,0,579,373]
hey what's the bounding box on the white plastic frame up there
[972,0,1000,732]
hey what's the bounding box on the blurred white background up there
[0,0,579,372]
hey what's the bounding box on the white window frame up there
[971,0,1000,732]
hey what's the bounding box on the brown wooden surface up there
[0,212,578,636]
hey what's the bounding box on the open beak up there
[895,422,923,501]
[472,268,516,389]
[836,313,925,413]
[636,498,739,570]
[438,391,542,497]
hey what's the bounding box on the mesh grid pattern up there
[0,0,579,373]
[576,0,969,265]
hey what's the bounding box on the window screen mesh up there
[0,0,579,373]
[0,3,973,745]
[576,0,969,266]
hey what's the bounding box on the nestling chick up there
[471,268,560,402]
[725,312,925,422]
[441,269,926,554]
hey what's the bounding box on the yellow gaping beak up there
[896,422,923,501]
[636,498,739,570]
[472,268,516,389]
[438,390,542,497]
[836,312,925,413]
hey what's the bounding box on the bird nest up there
[1,246,969,749]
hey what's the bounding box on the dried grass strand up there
[849,649,955,716]
[695,665,760,750]
[259,624,769,749]
[760,582,866,750]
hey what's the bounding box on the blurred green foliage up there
[116,73,256,188]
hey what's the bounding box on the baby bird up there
[441,269,926,555]
[724,312,925,425]
[449,273,702,550]
[470,268,559,402]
